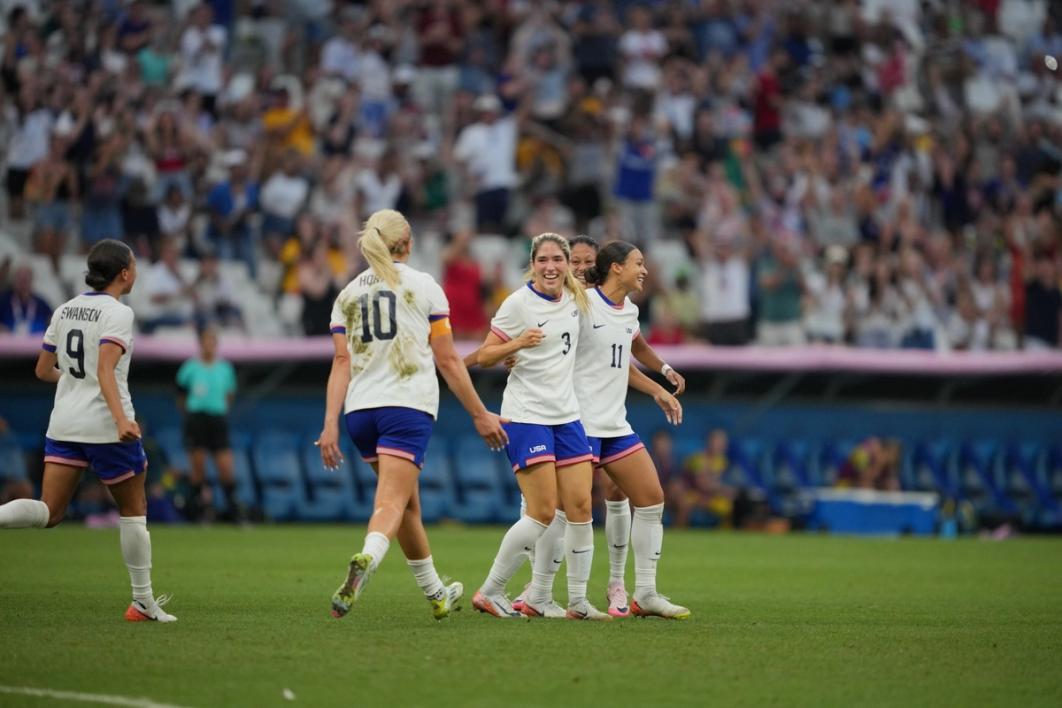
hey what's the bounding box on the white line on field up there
[0,685,194,708]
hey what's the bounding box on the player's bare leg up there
[331,454,418,618]
[605,450,689,619]
[602,472,632,617]
[0,462,80,529]
[213,448,242,522]
[392,479,461,620]
[187,447,211,521]
[109,472,176,623]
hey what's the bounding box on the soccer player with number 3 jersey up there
[317,209,507,621]
[0,239,176,623]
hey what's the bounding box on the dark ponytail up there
[85,239,133,290]
[583,240,638,287]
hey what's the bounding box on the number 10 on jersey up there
[358,291,397,343]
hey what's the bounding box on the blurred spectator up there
[298,235,346,336]
[79,133,126,248]
[25,132,77,259]
[454,94,518,233]
[651,269,700,339]
[206,150,259,277]
[141,238,196,333]
[804,246,849,344]
[414,0,463,119]
[756,239,806,346]
[260,150,310,252]
[193,253,243,331]
[176,3,226,116]
[0,264,52,334]
[441,231,488,339]
[695,235,750,345]
[356,148,405,217]
[837,437,902,491]
[1024,254,1062,350]
[613,114,660,242]
[619,6,667,91]
[676,429,737,528]
[158,184,192,242]
[4,82,53,220]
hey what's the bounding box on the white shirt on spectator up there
[321,36,360,83]
[356,170,402,215]
[357,51,393,102]
[142,263,195,321]
[178,24,227,95]
[6,108,53,169]
[700,256,750,323]
[158,203,191,238]
[261,172,310,219]
[454,116,518,192]
[619,30,667,90]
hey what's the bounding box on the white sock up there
[632,503,664,598]
[0,499,49,528]
[605,499,631,584]
[565,519,594,606]
[119,516,153,604]
[519,495,535,566]
[482,515,548,595]
[407,556,446,600]
[528,509,566,605]
[361,531,390,570]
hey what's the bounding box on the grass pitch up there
[1,526,1060,708]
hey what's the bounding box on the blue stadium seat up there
[418,440,455,523]
[729,437,768,491]
[958,440,1009,516]
[765,438,817,518]
[299,440,359,521]
[904,439,959,498]
[814,438,858,488]
[346,457,376,521]
[1034,445,1062,528]
[451,436,506,523]
[251,430,306,521]
[997,442,1043,525]
[154,427,189,473]
[204,432,258,512]
[0,438,28,481]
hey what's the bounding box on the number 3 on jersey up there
[358,291,397,343]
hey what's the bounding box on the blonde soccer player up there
[513,237,688,619]
[317,209,507,621]
[471,232,610,620]
[0,239,176,623]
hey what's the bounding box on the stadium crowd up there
[0,0,1060,350]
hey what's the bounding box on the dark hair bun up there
[583,265,603,286]
[84,271,112,290]
[84,239,132,291]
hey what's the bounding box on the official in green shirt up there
[177,327,239,521]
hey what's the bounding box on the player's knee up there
[605,487,628,503]
[525,500,555,525]
[564,495,592,521]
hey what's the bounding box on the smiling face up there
[611,248,647,294]
[531,240,569,297]
[570,243,598,285]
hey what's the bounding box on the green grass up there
[1,526,1061,708]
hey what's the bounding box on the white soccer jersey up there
[330,263,450,418]
[575,287,640,438]
[42,292,136,443]
[491,284,582,425]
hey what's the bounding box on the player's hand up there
[503,355,518,371]
[116,418,141,442]
[516,328,544,349]
[665,367,686,395]
[474,412,509,451]
[315,425,344,470]
[653,389,683,426]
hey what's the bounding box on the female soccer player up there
[0,239,176,623]
[513,236,686,618]
[471,232,611,620]
[317,208,507,621]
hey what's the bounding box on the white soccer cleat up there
[430,580,463,620]
[606,580,630,618]
[472,590,522,618]
[565,599,613,621]
[631,592,691,620]
[125,594,177,623]
[519,598,567,619]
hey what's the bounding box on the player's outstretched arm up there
[477,329,542,367]
[431,328,509,451]
[628,363,682,426]
[34,349,61,384]
[631,335,685,394]
[316,333,350,470]
[463,347,481,369]
[98,342,140,441]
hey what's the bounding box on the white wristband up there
[661,364,674,377]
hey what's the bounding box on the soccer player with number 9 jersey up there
[0,239,176,623]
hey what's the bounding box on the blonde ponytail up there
[527,232,589,312]
[358,209,410,290]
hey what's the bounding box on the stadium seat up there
[765,439,817,518]
[251,430,307,521]
[813,438,858,488]
[346,457,376,521]
[904,439,959,498]
[451,436,507,523]
[298,441,359,521]
[203,432,258,512]
[957,440,1009,516]
[0,438,28,481]
[418,440,456,523]
[728,437,768,492]
[155,427,189,473]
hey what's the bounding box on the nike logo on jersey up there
[537,320,549,327]
[593,323,606,329]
